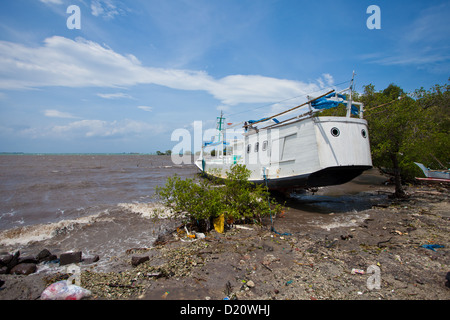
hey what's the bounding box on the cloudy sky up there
[0,0,449,153]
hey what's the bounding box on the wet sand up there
[1,170,449,301]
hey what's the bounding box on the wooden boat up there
[414,162,450,182]
[195,79,373,191]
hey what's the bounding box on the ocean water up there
[0,154,198,271]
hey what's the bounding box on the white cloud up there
[39,0,63,4]
[91,0,121,19]
[97,92,134,99]
[52,119,163,138]
[43,109,78,119]
[0,36,327,106]
[137,106,153,112]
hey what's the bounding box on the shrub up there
[155,164,283,231]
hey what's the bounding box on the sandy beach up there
[0,175,449,301]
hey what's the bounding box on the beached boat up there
[414,162,450,182]
[195,80,373,191]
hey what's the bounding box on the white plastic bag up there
[41,280,92,300]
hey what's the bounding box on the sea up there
[0,154,387,273]
[0,154,198,272]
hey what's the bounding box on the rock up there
[246,280,255,288]
[60,251,82,266]
[0,254,13,267]
[18,256,38,264]
[6,251,20,271]
[154,233,173,246]
[36,249,57,263]
[131,256,149,267]
[82,255,100,265]
[10,263,37,275]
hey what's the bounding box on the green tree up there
[360,81,449,197]
[409,82,450,170]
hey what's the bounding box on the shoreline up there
[0,181,449,300]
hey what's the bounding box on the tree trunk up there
[390,153,407,198]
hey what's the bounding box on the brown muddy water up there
[0,154,387,273]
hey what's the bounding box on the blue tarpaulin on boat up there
[248,117,279,124]
[311,93,359,116]
[203,141,230,147]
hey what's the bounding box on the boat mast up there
[216,111,225,157]
[346,71,356,118]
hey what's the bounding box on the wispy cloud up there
[91,0,124,20]
[361,3,450,73]
[97,92,134,99]
[43,109,79,119]
[39,0,63,5]
[51,119,163,138]
[0,36,327,106]
[137,106,153,112]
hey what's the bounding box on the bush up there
[155,164,283,231]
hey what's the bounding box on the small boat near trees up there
[414,162,450,182]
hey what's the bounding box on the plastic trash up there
[194,232,206,239]
[351,268,365,275]
[421,244,444,252]
[41,280,92,300]
[213,214,224,234]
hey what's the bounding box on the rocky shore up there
[0,182,448,300]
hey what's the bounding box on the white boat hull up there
[196,116,372,190]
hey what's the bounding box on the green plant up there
[155,164,283,231]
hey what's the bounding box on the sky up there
[0,0,449,153]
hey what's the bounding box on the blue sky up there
[0,0,449,153]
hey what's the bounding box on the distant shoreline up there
[0,152,159,156]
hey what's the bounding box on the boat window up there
[331,127,340,137]
[247,144,251,153]
[361,129,367,138]
[254,142,259,152]
[262,140,268,151]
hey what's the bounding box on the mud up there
[0,172,449,301]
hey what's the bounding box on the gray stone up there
[82,255,100,265]
[18,256,38,264]
[6,251,20,271]
[0,254,13,267]
[10,263,37,275]
[60,251,82,266]
[131,256,149,267]
[36,249,54,262]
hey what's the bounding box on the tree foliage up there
[359,80,449,197]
